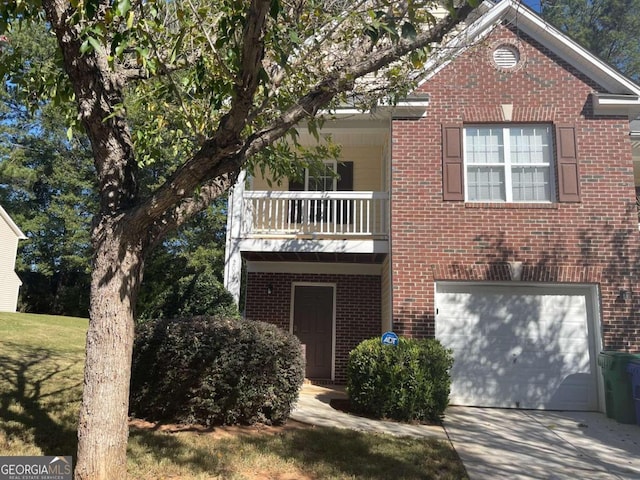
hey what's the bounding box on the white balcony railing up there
[242,191,388,238]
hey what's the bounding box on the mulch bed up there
[328,398,443,426]
[329,398,352,414]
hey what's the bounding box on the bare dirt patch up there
[129,417,311,439]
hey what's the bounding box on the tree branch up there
[217,0,271,137]
[245,2,477,157]
[43,0,139,216]
[146,172,237,246]
[135,2,477,240]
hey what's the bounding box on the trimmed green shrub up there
[130,316,305,426]
[347,337,453,423]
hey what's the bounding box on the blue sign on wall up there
[381,331,399,346]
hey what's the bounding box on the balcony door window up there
[306,161,337,192]
[288,161,353,224]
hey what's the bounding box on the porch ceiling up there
[296,116,389,147]
[241,251,387,264]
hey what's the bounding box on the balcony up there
[242,191,389,239]
[224,171,389,303]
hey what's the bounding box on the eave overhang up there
[592,94,640,118]
[418,0,640,104]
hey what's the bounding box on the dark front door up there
[293,285,334,379]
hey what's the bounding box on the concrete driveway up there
[444,407,640,479]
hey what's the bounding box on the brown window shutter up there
[555,124,581,202]
[442,125,464,201]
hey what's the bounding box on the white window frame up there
[305,160,337,192]
[463,125,555,203]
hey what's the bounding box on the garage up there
[435,283,601,411]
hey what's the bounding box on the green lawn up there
[0,312,468,479]
[0,312,86,457]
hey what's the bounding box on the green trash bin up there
[597,351,640,424]
[626,361,640,426]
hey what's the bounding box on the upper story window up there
[442,123,580,204]
[464,125,554,202]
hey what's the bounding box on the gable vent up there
[493,45,520,69]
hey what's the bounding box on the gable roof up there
[419,0,640,118]
[316,0,640,123]
[0,205,27,239]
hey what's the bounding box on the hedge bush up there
[347,337,453,423]
[130,316,305,426]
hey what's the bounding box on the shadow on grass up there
[128,428,225,475]
[243,427,467,479]
[129,423,467,479]
[0,342,81,456]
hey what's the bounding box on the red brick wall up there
[391,25,640,351]
[245,272,382,382]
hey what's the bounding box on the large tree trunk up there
[74,217,145,480]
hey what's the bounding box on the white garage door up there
[435,283,599,411]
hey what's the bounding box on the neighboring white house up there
[0,205,27,312]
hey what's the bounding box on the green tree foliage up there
[0,1,479,477]
[1,22,235,318]
[0,107,95,315]
[541,0,640,81]
[0,24,96,316]
[137,200,238,320]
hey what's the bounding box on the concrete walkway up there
[290,383,448,441]
[291,384,640,480]
[445,407,640,480]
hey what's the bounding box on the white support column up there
[224,170,246,306]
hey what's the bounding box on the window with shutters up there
[464,125,555,202]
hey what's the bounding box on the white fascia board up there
[391,98,430,118]
[319,107,370,117]
[0,205,27,239]
[318,98,429,119]
[592,94,640,118]
[416,0,640,97]
[238,238,389,254]
[416,0,507,87]
[507,4,640,96]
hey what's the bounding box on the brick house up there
[224,0,640,411]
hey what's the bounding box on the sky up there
[522,0,542,12]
